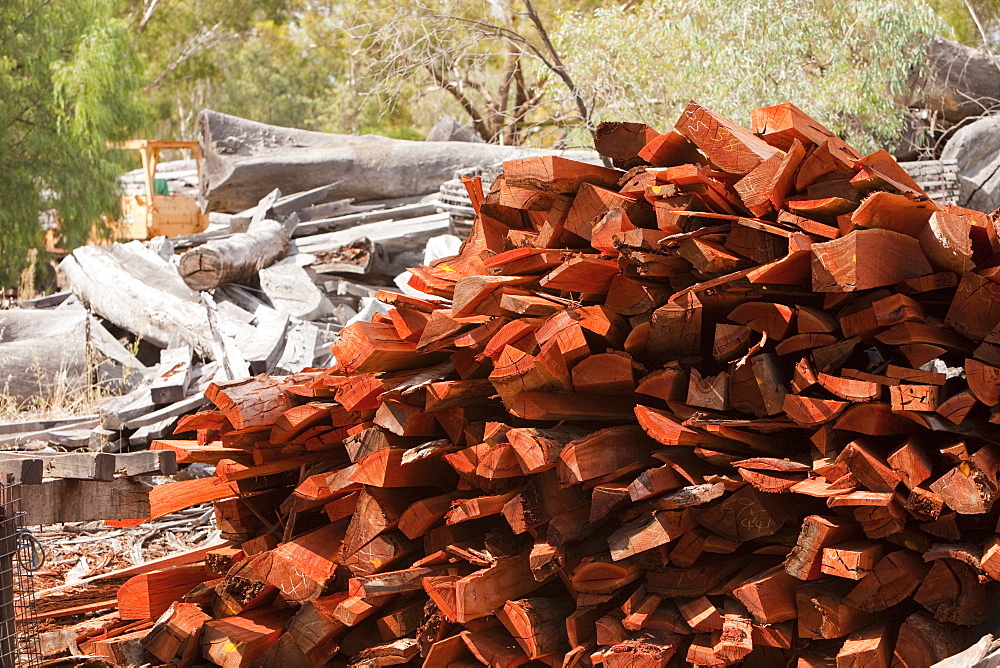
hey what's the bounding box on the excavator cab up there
[116,139,209,239]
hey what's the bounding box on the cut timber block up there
[150,345,193,405]
[202,610,286,668]
[21,478,152,525]
[674,101,781,174]
[502,155,620,195]
[812,229,932,292]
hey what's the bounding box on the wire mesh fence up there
[0,475,42,667]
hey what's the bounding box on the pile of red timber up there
[105,101,1000,668]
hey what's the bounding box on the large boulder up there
[941,114,1000,213]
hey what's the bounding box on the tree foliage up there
[0,0,145,285]
[551,0,944,153]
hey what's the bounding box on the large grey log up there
[940,115,1000,213]
[199,109,601,213]
[60,243,253,358]
[177,217,293,291]
[0,302,88,403]
[915,37,1000,123]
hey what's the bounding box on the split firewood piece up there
[350,443,455,488]
[674,101,781,175]
[835,441,900,493]
[751,102,861,161]
[571,352,637,395]
[374,399,440,437]
[945,273,1000,341]
[783,394,848,427]
[821,541,887,580]
[207,375,300,431]
[253,523,346,603]
[694,486,788,542]
[913,558,992,626]
[918,206,980,274]
[929,445,1000,514]
[627,464,687,502]
[375,598,424,641]
[850,192,937,237]
[675,596,723,632]
[729,301,795,340]
[834,403,921,436]
[639,129,704,166]
[506,424,591,475]
[341,487,427,565]
[839,294,925,338]
[562,184,653,243]
[686,368,729,411]
[966,358,1000,406]
[812,229,932,292]
[678,236,746,275]
[734,139,805,216]
[713,323,753,363]
[351,637,420,666]
[508,389,638,421]
[892,611,966,667]
[750,353,787,416]
[786,515,857,581]
[116,564,215,620]
[817,373,879,402]
[142,601,212,665]
[459,626,528,667]
[731,565,800,624]
[502,155,620,196]
[600,634,681,668]
[646,554,751,598]
[842,549,928,612]
[451,275,534,318]
[648,290,702,359]
[496,597,574,659]
[270,402,338,444]
[836,622,897,668]
[889,384,939,412]
[594,121,660,169]
[797,580,875,640]
[935,389,977,424]
[332,321,440,374]
[454,554,548,623]
[558,425,656,485]
[538,256,621,294]
[445,490,519,525]
[286,595,348,664]
[201,609,286,668]
[608,509,692,560]
[774,332,839,357]
[635,405,727,447]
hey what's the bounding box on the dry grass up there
[0,346,134,424]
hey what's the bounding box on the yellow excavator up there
[115,139,209,239]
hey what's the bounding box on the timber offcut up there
[84,102,1000,667]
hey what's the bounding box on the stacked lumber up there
[101,101,1000,667]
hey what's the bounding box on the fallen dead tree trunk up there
[179,214,294,291]
[199,109,600,213]
[0,302,88,402]
[60,244,251,358]
[915,36,1000,123]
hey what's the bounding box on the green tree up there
[551,0,944,153]
[130,0,419,139]
[0,0,146,285]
